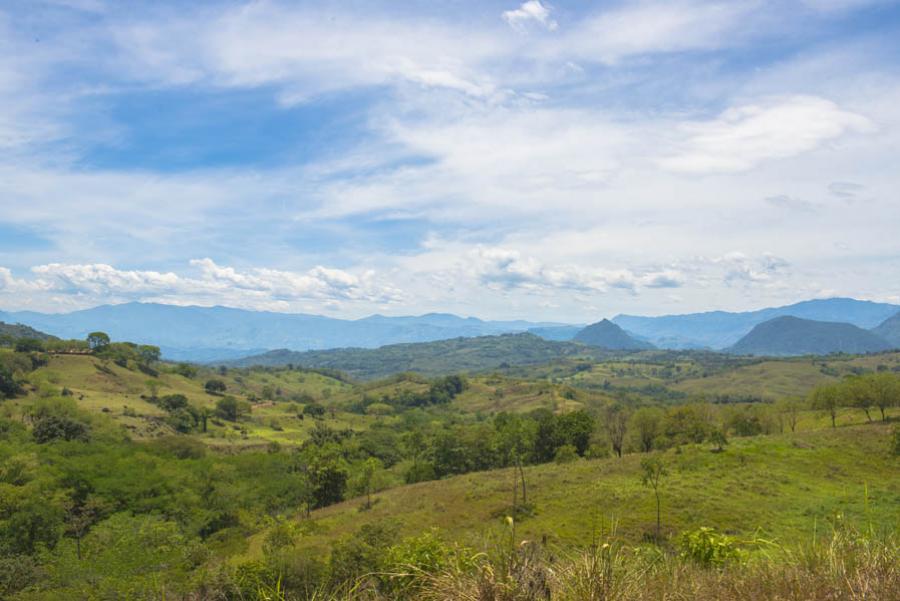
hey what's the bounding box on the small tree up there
[605,404,629,458]
[631,407,662,453]
[86,332,110,352]
[640,456,667,542]
[709,427,728,452]
[215,396,246,422]
[205,379,227,395]
[810,383,842,428]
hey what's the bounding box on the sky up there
[1,0,900,321]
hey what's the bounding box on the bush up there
[678,527,743,567]
[205,379,227,395]
[554,444,579,464]
[891,425,900,456]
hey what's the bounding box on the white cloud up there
[502,1,558,32]
[0,260,403,312]
[659,96,874,173]
[467,246,684,294]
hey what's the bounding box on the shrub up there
[205,379,227,395]
[678,527,743,567]
[891,425,900,456]
[554,444,579,464]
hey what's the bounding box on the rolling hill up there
[727,316,892,356]
[613,297,900,349]
[226,333,606,379]
[0,321,56,341]
[573,319,654,350]
[872,311,900,348]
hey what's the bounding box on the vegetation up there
[227,333,610,379]
[0,327,898,599]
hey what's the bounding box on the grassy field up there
[254,422,899,560]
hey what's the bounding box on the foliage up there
[678,527,743,566]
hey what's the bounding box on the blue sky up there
[1,0,900,320]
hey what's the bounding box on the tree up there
[357,457,383,509]
[86,332,110,352]
[866,372,900,422]
[204,379,227,395]
[777,397,803,433]
[215,396,247,421]
[640,456,668,542]
[631,407,662,452]
[14,338,44,353]
[0,364,21,398]
[137,345,161,365]
[557,410,595,456]
[604,405,629,458]
[709,427,728,452]
[810,383,843,428]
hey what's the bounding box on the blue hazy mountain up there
[573,319,654,350]
[0,303,565,361]
[727,316,892,356]
[871,311,900,348]
[612,298,900,349]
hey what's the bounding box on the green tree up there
[640,456,668,543]
[215,396,247,421]
[86,331,110,352]
[866,372,900,422]
[631,407,662,452]
[604,404,629,458]
[204,379,227,395]
[810,383,843,428]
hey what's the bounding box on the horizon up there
[2,1,900,321]
[2,294,895,324]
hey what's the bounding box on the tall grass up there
[375,527,895,601]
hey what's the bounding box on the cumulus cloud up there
[0,260,403,312]
[659,96,874,173]
[714,252,790,284]
[502,1,558,32]
[468,246,684,294]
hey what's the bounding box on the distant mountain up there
[727,316,892,356]
[573,319,654,350]
[871,312,900,348]
[0,321,56,341]
[528,325,584,341]
[226,333,605,380]
[613,298,900,349]
[1,303,566,362]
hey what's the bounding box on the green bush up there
[678,527,743,567]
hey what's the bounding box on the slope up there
[872,311,900,348]
[728,316,892,356]
[227,333,604,379]
[574,319,654,350]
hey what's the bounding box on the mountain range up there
[611,298,900,349]
[0,302,563,361]
[1,297,898,361]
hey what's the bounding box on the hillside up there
[288,424,897,554]
[574,319,654,350]
[1,303,565,362]
[873,311,900,348]
[613,297,900,349]
[728,316,892,356]
[226,333,605,379]
[0,321,56,341]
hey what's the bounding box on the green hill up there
[227,333,606,380]
[281,424,898,555]
[574,319,654,350]
[873,311,900,348]
[728,316,892,356]
[0,321,56,341]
